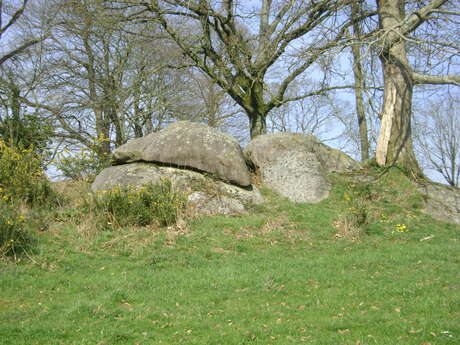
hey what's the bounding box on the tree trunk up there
[94,107,111,157]
[104,76,126,147]
[8,84,21,146]
[241,79,268,139]
[376,56,420,172]
[375,0,422,177]
[249,113,267,138]
[351,44,370,162]
[350,1,369,162]
[133,96,144,138]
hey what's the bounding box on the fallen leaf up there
[420,235,435,241]
[211,247,231,254]
[409,329,423,334]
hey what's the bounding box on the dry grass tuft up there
[76,212,101,239]
[333,217,365,241]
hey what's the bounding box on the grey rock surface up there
[91,163,262,216]
[244,133,360,203]
[112,121,251,187]
[418,183,460,225]
[187,192,246,217]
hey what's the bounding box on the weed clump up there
[0,202,36,260]
[90,179,186,229]
[334,182,375,240]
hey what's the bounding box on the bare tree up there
[18,0,190,157]
[110,0,370,138]
[372,0,460,176]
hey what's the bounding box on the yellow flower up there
[392,223,409,234]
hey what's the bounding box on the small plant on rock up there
[90,179,186,229]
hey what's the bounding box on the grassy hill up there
[1,168,459,345]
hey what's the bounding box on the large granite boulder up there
[418,183,460,225]
[112,121,251,187]
[244,133,360,203]
[92,163,263,217]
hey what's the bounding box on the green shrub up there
[56,148,110,182]
[0,139,58,206]
[91,179,186,229]
[56,136,111,182]
[0,202,36,259]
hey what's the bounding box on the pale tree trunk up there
[350,1,369,162]
[375,0,422,177]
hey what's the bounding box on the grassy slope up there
[1,168,459,345]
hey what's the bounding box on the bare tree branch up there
[0,0,29,37]
[412,72,460,86]
[0,37,43,66]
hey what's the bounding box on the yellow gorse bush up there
[0,139,51,204]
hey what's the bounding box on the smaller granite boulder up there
[112,121,251,187]
[187,192,246,217]
[244,133,360,203]
[91,163,263,216]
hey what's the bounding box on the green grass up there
[1,169,459,345]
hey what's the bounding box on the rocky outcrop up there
[418,182,460,225]
[93,123,363,217]
[112,121,251,187]
[92,121,460,223]
[92,163,263,216]
[244,133,360,203]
